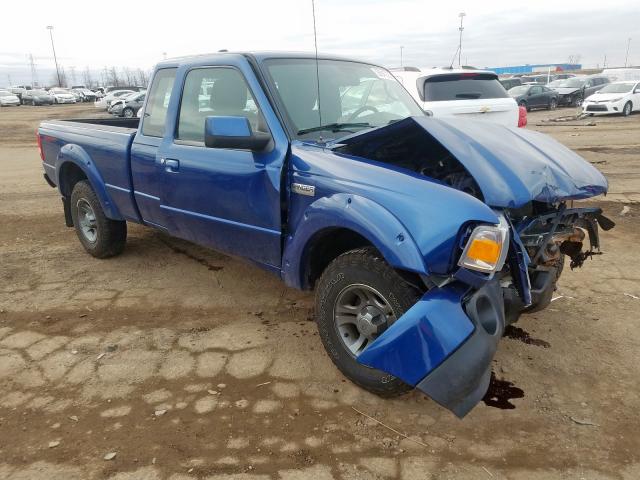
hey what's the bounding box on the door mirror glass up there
[204,116,272,151]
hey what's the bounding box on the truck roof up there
[155,51,379,68]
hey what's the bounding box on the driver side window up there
[177,67,265,143]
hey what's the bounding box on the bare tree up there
[82,67,94,88]
[107,66,120,86]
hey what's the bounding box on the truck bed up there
[39,118,140,222]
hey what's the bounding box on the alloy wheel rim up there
[334,284,396,356]
[77,199,98,243]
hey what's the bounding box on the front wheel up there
[315,247,420,397]
[572,95,583,107]
[622,101,632,116]
[549,98,557,110]
[123,107,134,118]
[70,180,127,258]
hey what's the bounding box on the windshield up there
[423,73,508,101]
[556,78,584,88]
[51,89,67,94]
[263,58,423,140]
[598,83,634,93]
[508,85,530,96]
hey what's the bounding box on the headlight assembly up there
[458,217,510,273]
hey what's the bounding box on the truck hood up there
[332,116,607,208]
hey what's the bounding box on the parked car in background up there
[499,77,522,90]
[583,81,640,116]
[508,84,558,111]
[109,91,146,117]
[94,89,134,110]
[49,88,77,104]
[0,90,21,106]
[393,68,520,127]
[21,89,54,106]
[9,86,27,101]
[71,88,97,102]
[553,73,576,80]
[550,75,610,106]
[601,68,640,82]
[104,85,145,94]
[69,89,84,103]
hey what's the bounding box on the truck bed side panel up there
[39,120,141,222]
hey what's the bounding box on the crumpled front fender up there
[358,280,505,417]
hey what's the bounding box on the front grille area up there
[586,105,608,112]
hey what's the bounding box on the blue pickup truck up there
[38,52,612,417]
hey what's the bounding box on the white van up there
[392,67,520,127]
[602,68,640,82]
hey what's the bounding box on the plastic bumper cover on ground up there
[357,279,505,417]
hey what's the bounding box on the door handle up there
[164,159,180,173]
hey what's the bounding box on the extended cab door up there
[131,67,178,229]
[157,57,288,269]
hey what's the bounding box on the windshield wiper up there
[297,122,371,135]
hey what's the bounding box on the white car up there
[0,90,21,106]
[94,89,134,110]
[391,67,520,127]
[583,81,640,116]
[49,88,77,104]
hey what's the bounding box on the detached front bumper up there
[358,279,505,417]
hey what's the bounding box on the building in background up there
[488,63,582,74]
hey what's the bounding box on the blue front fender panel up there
[358,280,505,417]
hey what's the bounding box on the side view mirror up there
[204,116,271,151]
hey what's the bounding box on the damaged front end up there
[346,116,614,417]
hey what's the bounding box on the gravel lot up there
[1,103,639,480]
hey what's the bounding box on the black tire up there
[70,180,126,258]
[123,107,134,118]
[622,101,632,117]
[548,98,557,110]
[32,100,37,106]
[315,247,421,397]
[572,95,583,107]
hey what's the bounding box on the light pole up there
[400,46,404,67]
[46,26,62,87]
[458,12,466,67]
[624,38,631,67]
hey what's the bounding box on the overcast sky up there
[1,0,638,86]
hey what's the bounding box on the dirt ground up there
[0,103,639,480]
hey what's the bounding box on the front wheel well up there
[302,228,424,292]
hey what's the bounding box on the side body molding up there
[56,144,124,221]
[282,194,427,289]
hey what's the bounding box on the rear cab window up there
[142,68,177,137]
[423,73,509,101]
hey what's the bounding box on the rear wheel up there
[622,101,632,116]
[315,247,421,397]
[70,180,127,258]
